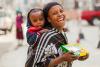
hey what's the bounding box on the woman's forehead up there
[48,5,63,12]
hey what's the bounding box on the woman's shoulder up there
[40,29,58,39]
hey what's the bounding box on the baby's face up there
[29,11,44,28]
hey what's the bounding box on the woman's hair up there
[27,8,42,28]
[43,2,62,28]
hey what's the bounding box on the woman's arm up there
[48,53,78,67]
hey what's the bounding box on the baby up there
[26,8,48,47]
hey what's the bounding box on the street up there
[73,26,100,67]
[0,42,13,57]
[0,25,100,67]
[0,24,28,67]
[0,32,15,57]
[0,0,100,67]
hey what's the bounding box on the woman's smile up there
[48,5,66,29]
[57,16,65,22]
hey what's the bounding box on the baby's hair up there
[27,8,43,28]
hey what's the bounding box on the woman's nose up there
[58,12,62,17]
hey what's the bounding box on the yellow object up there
[80,48,89,56]
[66,43,80,46]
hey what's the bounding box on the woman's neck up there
[54,27,63,32]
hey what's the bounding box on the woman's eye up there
[52,12,57,15]
[60,9,64,13]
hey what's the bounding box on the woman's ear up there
[47,17,51,23]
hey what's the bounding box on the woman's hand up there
[48,52,78,67]
[78,53,89,61]
[62,52,78,62]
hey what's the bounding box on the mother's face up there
[48,5,66,29]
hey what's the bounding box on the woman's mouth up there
[58,17,64,22]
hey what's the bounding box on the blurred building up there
[61,0,93,10]
[0,0,97,24]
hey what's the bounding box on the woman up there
[26,2,88,67]
[16,11,24,47]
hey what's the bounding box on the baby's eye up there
[33,19,37,22]
[39,18,44,21]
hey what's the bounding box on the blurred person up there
[94,0,100,10]
[16,11,24,47]
[74,0,79,9]
[64,19,81,44]
[97,41,100,48]
[64,7,85,44]
[25,2,88,67]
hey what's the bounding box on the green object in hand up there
[60,44,89,57]
[60,44,81,56]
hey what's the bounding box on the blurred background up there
[0,0,100,67]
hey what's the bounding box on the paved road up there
[0,33,27,67]
[73,26,100,67]
[0,33,15,57]
[0,25,100,67]
[0,42,13,57]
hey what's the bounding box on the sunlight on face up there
[48,5,66,29]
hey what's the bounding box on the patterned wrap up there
[25,28,72,67]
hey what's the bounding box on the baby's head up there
[27,8,45,28]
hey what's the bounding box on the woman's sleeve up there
[36,57,52,67]
[36,45,56,67]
